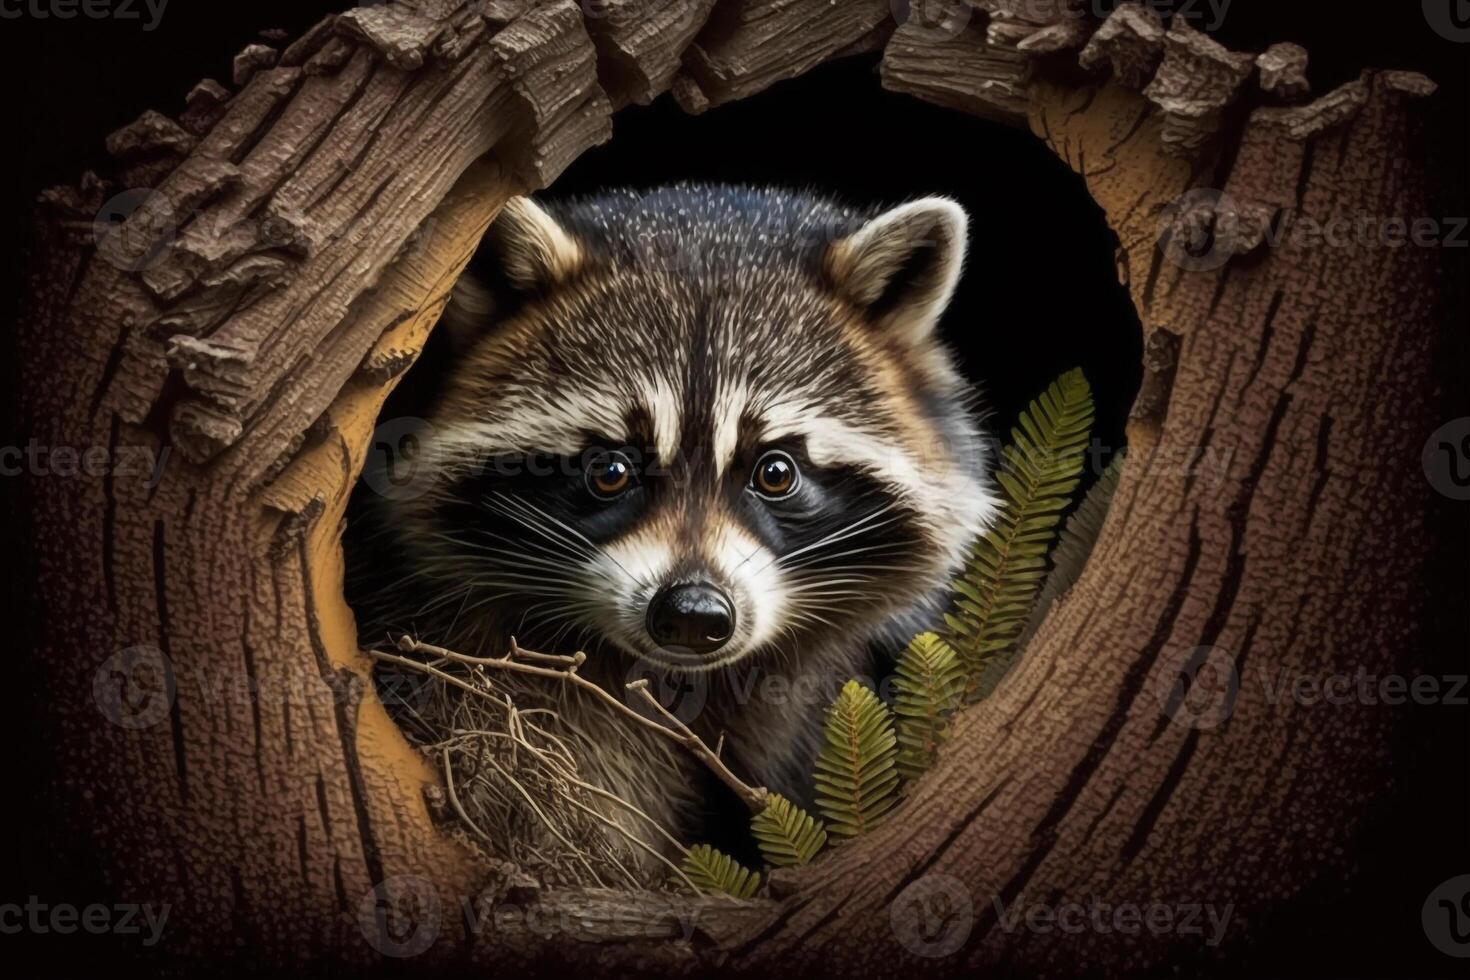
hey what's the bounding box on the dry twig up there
[386,635,769,813]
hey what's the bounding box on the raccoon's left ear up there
[823,197,968,346]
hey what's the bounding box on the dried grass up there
[372,645,700,893]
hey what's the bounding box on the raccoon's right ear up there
[485,196,584,292]
[823,197,968,347]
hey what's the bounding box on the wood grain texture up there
[672,0,892,113]
[881,13,1031,125]
[14,1,1449,973]
[17,1,612,967]
[585,0,721,107]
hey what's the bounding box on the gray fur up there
[352,184,994,859]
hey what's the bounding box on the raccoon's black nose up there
[646,583,735,654]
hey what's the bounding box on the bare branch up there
[390,635,770,814]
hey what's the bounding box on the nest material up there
[375,647,697,892]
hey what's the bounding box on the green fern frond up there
[947,368,1095,700]
[681,844,760,899]
[751,793,828,867]
[893,632,966,781]
[813,680,899,839]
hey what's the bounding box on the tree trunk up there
[15,1,1448,974]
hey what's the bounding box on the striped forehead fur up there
[417,184,992,561]
[434,205,953,435]
[430,286,964,514]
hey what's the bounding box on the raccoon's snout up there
[646,582,736,655]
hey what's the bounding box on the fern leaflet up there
[751,793,828,868]
[946,367,1095,699]
[681,844,760,899]
[893,632,966,781]
[813,680,899,839]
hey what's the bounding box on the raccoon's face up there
[392,187,993,673]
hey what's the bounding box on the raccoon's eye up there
[751,450,799,498]
[585,450,635,500]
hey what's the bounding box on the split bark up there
[14,1,1447,974]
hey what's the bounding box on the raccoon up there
[349,184,994,859]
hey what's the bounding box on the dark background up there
[1,2,1466,977]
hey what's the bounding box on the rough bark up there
[15,0,1448,975]
[670,0,893,113]
[713,43,1442,980]
[18,1,615,968]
